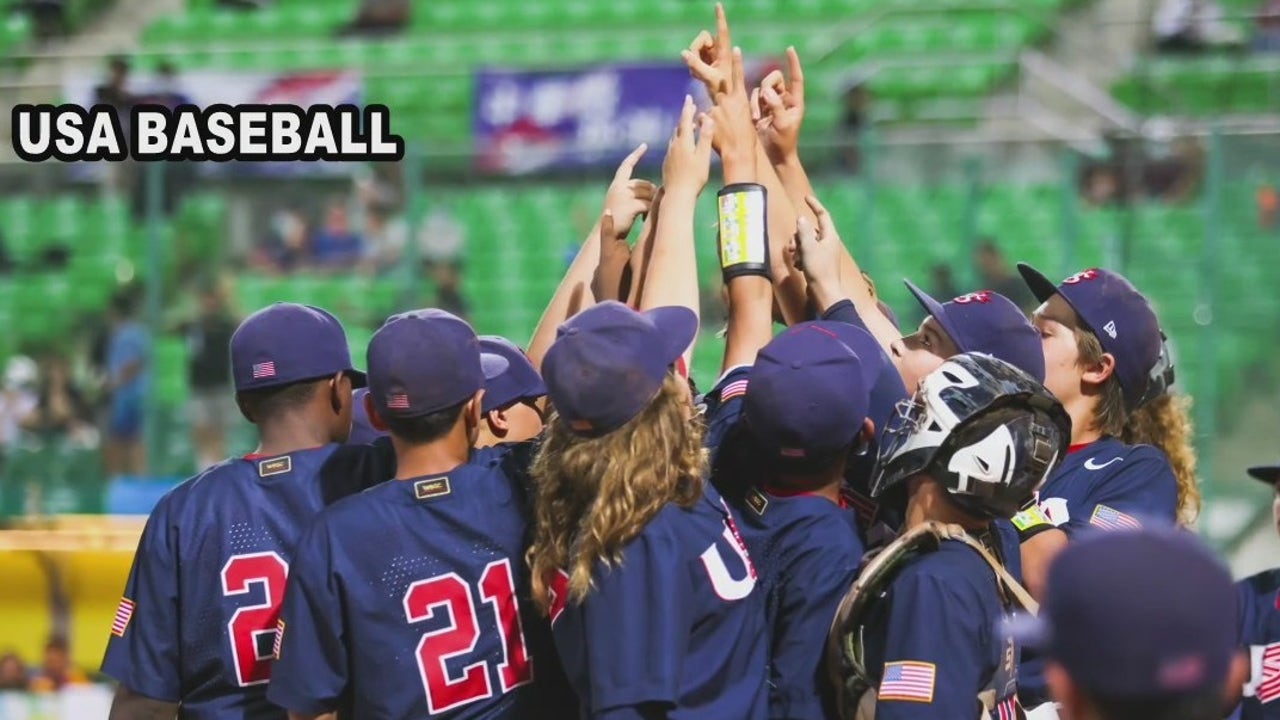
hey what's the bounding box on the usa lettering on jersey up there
[1251,643,1280,704]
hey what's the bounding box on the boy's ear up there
[365,393,389,432]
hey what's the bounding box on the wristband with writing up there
[717,183,770,281]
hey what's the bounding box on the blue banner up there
[473,63,703,175]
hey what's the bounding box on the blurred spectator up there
[1153,0,1239,52]
[103,292,150,477]
[255,207,310,274]
[1081,163,1123,207]
[1258,183,1279,229]
[338,0,409,36]
[1253,0,1280,50]
[0,357,39,460]
[23,353,93,443]
[839,81,871,173]
[310,201,365,269]
[28,637,87,693]
[974,240,1038,313]
[93,57,138,195]
[428,260,470,321]
[183,280,237,471]
[132,61,198,220]
[0,652,28,691]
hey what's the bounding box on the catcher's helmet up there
[869,352,1070,519]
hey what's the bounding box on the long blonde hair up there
[528,374,706,612]
[1076,328,1201,525]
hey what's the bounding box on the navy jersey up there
[101,440,396,720]
[700,365,749,463]
[732,486,864,720]
[548,485,768,720]
[1236,569,1280,718]
[1018,437,1177,708]
[1033,438,1178,536]
[863,539,1020,720]
[268,443,570,720]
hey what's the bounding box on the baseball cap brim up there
[645,306,699,370]
[904,279,968,352]
[1248,465,1280,485]
[1018,260,1101,340]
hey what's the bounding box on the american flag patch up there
[111,597,135,637]
[1090,504,1141,531]
[719,379,748,401]
[879,661,935,702]
[1257,643,1280,704]
[994,695,1019,720]
[272,619,285,659]
[387,394,410,409]
[252,361,276,379]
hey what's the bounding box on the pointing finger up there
[614,143,648,181]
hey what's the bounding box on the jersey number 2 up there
[403,558,533,714]
[221,552,289,687]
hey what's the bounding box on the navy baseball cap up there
[1019,264,1161,410]
[542,301,697,437]
[366,309,485,420]
[745,322,880,461]
[231,303,366,392]
[1011,527,1236,699]
[1248,462,1280,485]
[479,336,547,414]
[904,280,1045,383]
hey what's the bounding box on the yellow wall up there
[0,549,133,671]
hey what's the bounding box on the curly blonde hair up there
[1076,328,1201,525]
[528,374,706,612]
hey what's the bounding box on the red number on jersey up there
[221,552,289,687]
[403,559,534,713]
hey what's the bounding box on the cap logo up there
[386,394,410,410]
[1103,320,1117,339]
[1157,655,1205,691]
[570,419,594,432]
[252,361,276,379]
[779,447,807,458]
[414,477,452,501]
[952,291,993,305]
[1062,269,1100,285]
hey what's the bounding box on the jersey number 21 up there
[221,552,290,688]
[404,558,534,714]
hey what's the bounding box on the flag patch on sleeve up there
[273,619,285,659]
[719,378,748,402]
[879,661,936,702]
[1089,504,1141,531]
[111,597,135,637]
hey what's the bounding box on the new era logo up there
[252,361,276,379]
[1103,320,1117,339]
[387,394,410,410]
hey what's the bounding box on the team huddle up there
[97,5,1269,720]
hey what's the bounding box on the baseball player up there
[1012,265,1193,708]
[1232,461,1280,719]
[829,352,1070,720]
[527,301,768,720]
[707,321,882,720]
[346,336,547,450]
[1012,528,1245,720]
[268,309,571,719]
[474,336,547,448]
[101,303,394,720]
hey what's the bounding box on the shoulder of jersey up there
[1074,439,1167,473]
[161,457,259,504]
[1240,567,1280,597]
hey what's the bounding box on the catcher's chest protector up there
[829,522,1035,720]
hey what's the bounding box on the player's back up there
[102,443,394,720]
[268,443,558,720]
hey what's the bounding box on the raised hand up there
[706,47,757,168]
[682,3,732,96]
[754,46,805,162]
[663,95,716,197]
[603,143,658,240]
[796,195,843,294]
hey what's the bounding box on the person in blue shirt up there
[268,309,571,720]
[101,302,394,720]
[527,301,768,720]
[707,320,881,720]
[104,291,152,477]
[1012,528,1246,720]
[1012,265,1198,711]
[1233,461,1280,720]
[839,352,1070,720]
